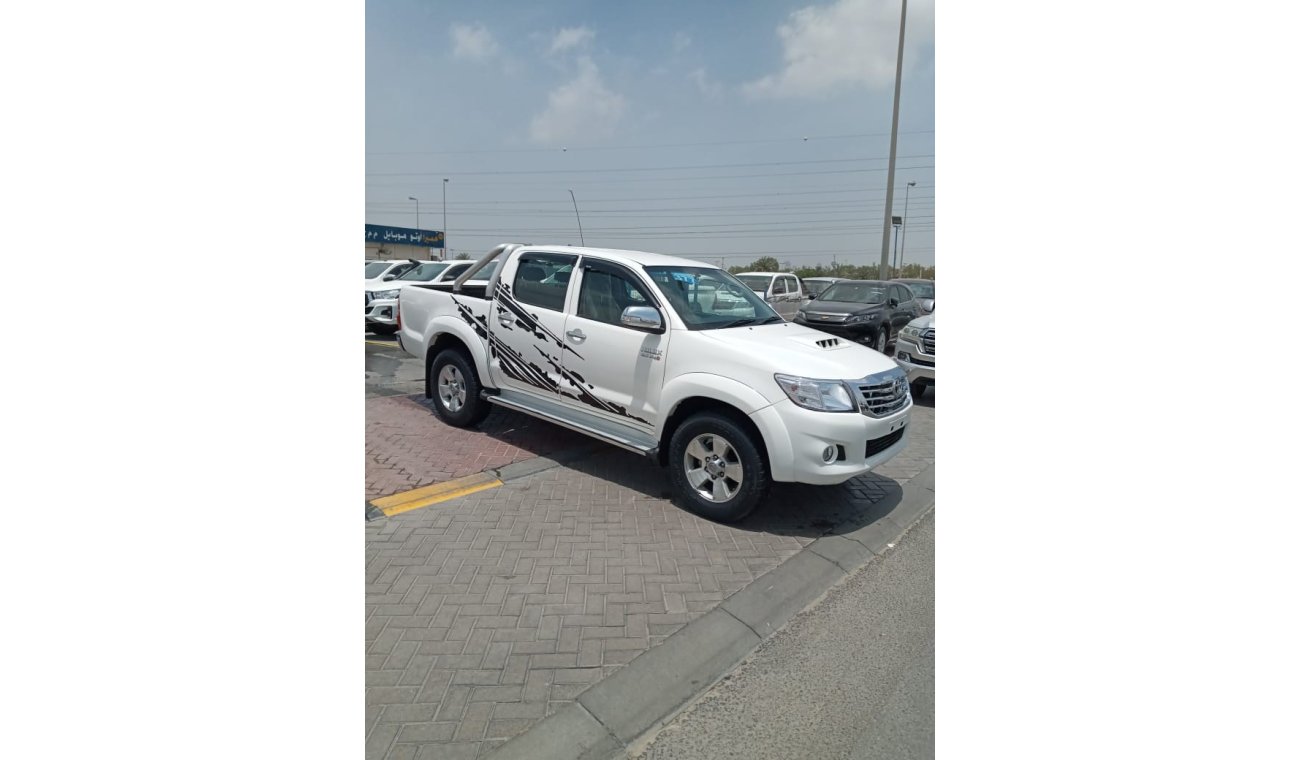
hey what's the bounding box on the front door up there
[558,259,668,429]
[488,251,578,399]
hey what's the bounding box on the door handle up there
[566,329,586,342]
[498,312,515,326]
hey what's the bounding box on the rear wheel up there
[428,349,490,427]
[668,413,769,523]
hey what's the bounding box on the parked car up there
[734,272,809,320]
[397,244,912,522]
[366,260,498,334]
[802,277,844,299]
[893,312,934,398]
[365,259,419,288]
[892,278,934,314]
[791,280,920,353]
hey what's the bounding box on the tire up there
[910,380,928,399]
[668,412,769,523]
[873,327,889,353]
[369,324,398,336]
[428,349,491,427]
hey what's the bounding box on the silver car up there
[892,278,934,315]
[734,272,809,320]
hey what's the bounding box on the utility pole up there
[878,0,908,279]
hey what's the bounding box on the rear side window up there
[512,253,577,312]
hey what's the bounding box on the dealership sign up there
[365,224,444,248]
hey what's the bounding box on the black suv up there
[792,280,920,353]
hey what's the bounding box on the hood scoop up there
[786,334,848,350]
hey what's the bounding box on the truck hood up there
[693,322,900,380]
[907,314,935,330]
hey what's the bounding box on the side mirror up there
[383,274,397,281]
[807,293,817,300]
[621,305,664,333]
[888,297,899,308]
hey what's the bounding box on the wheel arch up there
[424,319,491,398]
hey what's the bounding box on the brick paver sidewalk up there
[366,395,590,500]
[365,402,934,759]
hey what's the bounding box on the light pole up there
[877,0,908,279]
[442,178,449,261]
[407,196,420,231]
[899,180,916,274]
[568,189,585,246]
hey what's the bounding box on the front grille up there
[855,372,910,417]
[922,329,935,355]
[866,426,906,458]
[366,293,373,305]
[805,311,848,323]
[909,355,934,367]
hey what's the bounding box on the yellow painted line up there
[371,472,503,516]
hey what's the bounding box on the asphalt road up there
[634,509,935,760]
[365,333,423,398]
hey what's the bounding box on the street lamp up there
[568,189,585,246]
[407,196,420,232]
[899,180,916,274]
[877,0,908,279]
[442,178,449,261]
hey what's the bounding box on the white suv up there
[366,260,497,334]
[893,313,934,398]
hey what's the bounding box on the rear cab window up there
[511,253,577,312]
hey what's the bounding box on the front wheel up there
[873,327,889,353]
[428,350,491,427]
[668,413,769,523]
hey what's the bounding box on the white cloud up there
[549,26,594,55]
[743,0,934,99]
[450,23,498,61]
[529,58,627,144]
[673,30,692,53]
[689,68,722,99]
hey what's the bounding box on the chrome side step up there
[484,389,659,458]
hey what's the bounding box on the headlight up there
[845,312,876,324]
[900,325,923,338]
[773,374,857,412]
[372,289,400,300]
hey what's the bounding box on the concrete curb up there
[484,461,937,760]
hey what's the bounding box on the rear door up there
[558,259,667,429]
[487,251,579,398]
[768,275,790,318]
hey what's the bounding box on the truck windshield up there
[398,262,451,281]
[644,267,781,330]
[736,275,771,292]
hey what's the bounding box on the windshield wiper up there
[757,315,785,325]
[714,317,758,329]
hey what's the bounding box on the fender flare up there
[656,373,775,437]
[426,315,493,385]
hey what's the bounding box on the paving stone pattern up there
[364,400,934,760]
[366,395,590,500]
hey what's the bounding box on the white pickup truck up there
[396,244,912,522]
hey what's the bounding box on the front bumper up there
[365,297,398,326]
[749,397,912,485]
[893,336,935,382]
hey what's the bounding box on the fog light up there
[822,445,837,463]
[897,352,911,362]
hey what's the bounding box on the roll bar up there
[451,243,525,293]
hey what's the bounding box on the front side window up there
[645,266,781,330]
[895,285,914,302]
[577,268,654,326]
[512,253,577,311]
[771,277,789,295]
[821,282,887,304]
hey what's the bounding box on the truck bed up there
[410,281,491,300]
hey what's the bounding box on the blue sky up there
[366,0,934,268]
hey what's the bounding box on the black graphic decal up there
[451,292,649,426]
